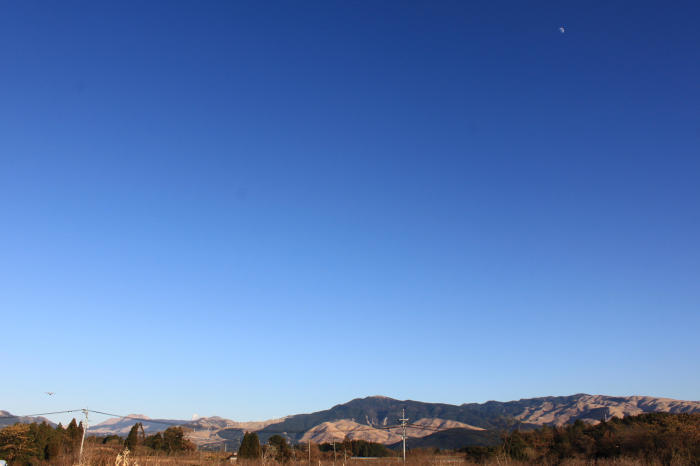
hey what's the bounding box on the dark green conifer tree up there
[238,431,261,458]
[65,418,81,451]
[145,432,164,451]
[162,427,194,452]
[268,434,292,461]
[125,423,142,451]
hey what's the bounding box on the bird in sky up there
[45,392,55,396]
[559,26,566,34]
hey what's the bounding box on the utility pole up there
[399,408,408,463]
[308,439,311,465]
[79,408,89,465]
[333,440,336,466]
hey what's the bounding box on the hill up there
[461,393,699,426]
[298,418,482,444]
[88,414,187,435]
[388,427,500,450]
[0,410,55,429]
[67,393,700,450]
[258,395,513,436]
[260,393,700,437]
[466,412,700,463]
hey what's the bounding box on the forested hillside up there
[463,412,700,464]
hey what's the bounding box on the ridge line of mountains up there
[4,394,699,450]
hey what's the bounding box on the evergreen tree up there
[162,427,194,453]
[268,434,292,461]
[125,423,142,451]
[66,418,81,451]
[45,432,63,461]
[144,432,164,451]
[65,419,79,439]
[102,434,122,445]
[0,424,38,463]
[238,431,261,459]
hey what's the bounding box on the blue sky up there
[1,0,699,424]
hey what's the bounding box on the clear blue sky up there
[1,0,698,424]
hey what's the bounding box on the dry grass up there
[71,446,694,466]
[79,445,229,465]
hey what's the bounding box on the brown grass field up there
[64,444,693,466]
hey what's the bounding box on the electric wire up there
[0,409,84,419]
[2,408,466,443]
[87,410,190,428]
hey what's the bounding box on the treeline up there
[319,438,392,457]
[237,432,393,462]
[0,419,84,464]
[462,412,700,464]
[121,422,195,454]
[0,420,194,465]
[239,432,295,462]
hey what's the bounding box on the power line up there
[87,410,190,428]
[1,409,191,430]
[1,408,468,448]
[0,409,84,420]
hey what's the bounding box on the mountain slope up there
[187,416,283,432]
[299,418,484,444]
[76,393,700,449]
[88,414,188,435]
[300,419,402,444]
[0,410,55,429]
[259,394,699,443]
[259,396,511,435]
[461,394,700,426]
[388,428,500,450]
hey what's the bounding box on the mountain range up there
[0,410,54,429]
[5,394,698,450]
[93,394,700,450]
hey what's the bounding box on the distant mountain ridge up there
[85,413,285,437]
[299,418,484,444]
[88,414,188,435]
[0,410,55,428]
[483,394,699,426]
[66,393,700,450]
[257,394,699,438]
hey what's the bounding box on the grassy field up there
[60,445,695,466]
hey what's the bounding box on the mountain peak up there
[72,393,700,450]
